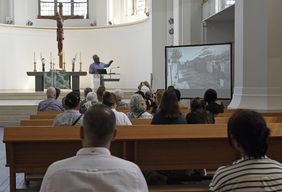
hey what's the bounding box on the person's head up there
[81,104,116,148]
[159,90,180,118]
[227,109,270,158]
[92,54,100,63]
[174,89,181,101]
[114,89,124,103]
[97,85,106,102]
[190,97,206,112]
[167,85,175,91]
[155,89,164,106]
[46,87,56,99]
[204,89,218,103]
[135,90,145,99]
[86,92,97,103]
[84,88,93,98]
[102,91,117,108]
[145,91,152,100]
[55,88,61,99]
[64,91,80,110]
[129,94,147,113]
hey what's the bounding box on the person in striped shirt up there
[209,109,282,192]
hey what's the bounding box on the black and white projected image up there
[167,44,231,90]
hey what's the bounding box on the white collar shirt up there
[40,147,148,192]
[112,109,132,125]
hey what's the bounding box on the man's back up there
[40,148,148,192]
[37,98,64,112]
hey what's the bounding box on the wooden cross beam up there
[39,3,83,69]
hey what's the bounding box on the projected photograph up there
[166,43,232,99]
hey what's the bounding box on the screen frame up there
[165,42,233,100]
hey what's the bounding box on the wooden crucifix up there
[39,3,83,69]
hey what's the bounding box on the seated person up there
[102,91,132,125]
[40,104,148,192]
[127,94,153,119]
[174,89,187,108]
[80,92,98,114]
[37,87,64,112]
[53,92,82,126]
[186,97,214,124]
[79,87,93,112]
[97,85,106,103]
[55,87,61,99]
[151,90,186,124]
[204,89,224,115]
[114,89,127,107]
[209,109,282,191]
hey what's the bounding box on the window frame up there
[38,0,89,19]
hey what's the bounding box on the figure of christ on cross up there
[39,3,83,69]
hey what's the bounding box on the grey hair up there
[46,87,56,98]
[114,89,124,102]
[129,94,146,113]
[86,92,98,103]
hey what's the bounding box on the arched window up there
[39,0,88,18]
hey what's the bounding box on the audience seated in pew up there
[37,87,64,112]
[186,97,214,124]
[204,89,224,116]
[53,92,83,126]
[80,91,98,114]
[96,85,106,103]
[79,87,93,113]
[55,87,61,100]
[40,104,148,192]
[151,90,186,124]
[127,94,153,119]
[114,89,128,108]
[209,109,282,192]
[103,91,132,125]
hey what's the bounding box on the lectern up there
[96,69,120,86]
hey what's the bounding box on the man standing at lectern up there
[89,54,113,89]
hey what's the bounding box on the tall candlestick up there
[79,52,82,63]
[33,52,36,63]
[50,52,52,64]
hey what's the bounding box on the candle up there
[79,52,82,63]
[50,52,52,63]
[33,52,36,63]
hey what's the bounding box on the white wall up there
[205,21,234,43]
[12,0,102,27]
[0,19,152,90]
[151,0,203,89]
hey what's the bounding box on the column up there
[228,0,282,111]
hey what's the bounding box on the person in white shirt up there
[102,91,132,125]
[40,104,148,192]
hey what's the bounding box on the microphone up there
[110,66,120,69]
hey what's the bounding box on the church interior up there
[1,0,282,191]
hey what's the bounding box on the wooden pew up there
[30,114,58,119]
[4,123,282,192]
[20,119,54,126]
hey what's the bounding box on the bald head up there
[82,104,116,147]
[46,87,56,99]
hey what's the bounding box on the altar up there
[27,71,87,91]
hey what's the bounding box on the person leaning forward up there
[40,104,148,192]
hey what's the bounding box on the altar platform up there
[0,89,135,127]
